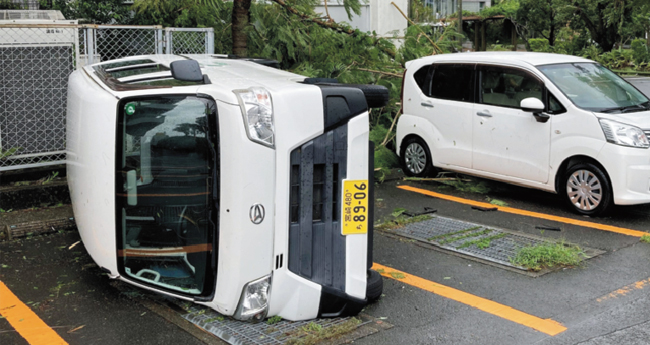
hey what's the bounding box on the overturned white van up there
[66,55,386,321]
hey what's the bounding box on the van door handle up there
[476,111,492,117]
[421,102,434,108]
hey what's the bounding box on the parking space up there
[3,171,650,345]
[350,178,650,344]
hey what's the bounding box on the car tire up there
[400,136,436,177]
[366,269,383,303]
[563,162,613,216]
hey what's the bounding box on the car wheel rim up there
[405,142,426,174]
[566,169,602,211]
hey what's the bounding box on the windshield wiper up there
[600,104,647,113]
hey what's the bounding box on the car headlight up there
[234,87,275,147]
[599,119,649,148]
[234,275,271,322]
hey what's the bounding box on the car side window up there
[429,64,474,102]
[480,66,543,109]
[413,65,431,95]
[547,92,566,114]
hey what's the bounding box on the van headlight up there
[234,275,271,322]
[234,87,275,148]
[599,119,649,148]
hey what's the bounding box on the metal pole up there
[458,0,462,46]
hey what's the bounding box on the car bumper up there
[598,143,650,205]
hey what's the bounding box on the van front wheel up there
[563,162,612,216]
[400,137,436,177]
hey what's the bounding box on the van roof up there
[84,54,305,93]
[407,52,592,68]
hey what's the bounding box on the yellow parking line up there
[372,263,567,336]
[398,185,647,238]
[0,281,68,345]
[597,277,650,302]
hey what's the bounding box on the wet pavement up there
[0,231,214,345]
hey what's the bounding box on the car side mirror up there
[520,97,549,123]
[520,97,545,113]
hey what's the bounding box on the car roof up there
[407,52,593,69]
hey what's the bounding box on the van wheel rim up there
[566,170,602,211]
[405,143,426,174]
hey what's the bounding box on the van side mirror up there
[520,97,549,123]
[170,60,204,82]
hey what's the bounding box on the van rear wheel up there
[563,162,612,216]
[400,137,435,177]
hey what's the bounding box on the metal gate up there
[0,24,214,171]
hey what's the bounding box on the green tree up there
[568,0,648,51]
[516,0,564,46]
[40,0,132,24]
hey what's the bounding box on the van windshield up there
[116,95,218,297]
[538,63,650,113]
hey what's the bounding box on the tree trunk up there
[232,0,252,56]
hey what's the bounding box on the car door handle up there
[421,102,434,108]
[476,111,492,117]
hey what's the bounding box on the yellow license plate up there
[342,179,369,235]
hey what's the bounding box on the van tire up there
[341,84,390,108]
[562,162,613,216]
[366,269,383,303]
[317,83,390,108]
[400,136,436,177]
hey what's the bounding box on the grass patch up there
[488,199,508,207]
[456,233,507,249]
[375,208,432,231]
[266,315,282,325]
[641,234,650,243]
[510,241,585,271]
[285,318,361,345]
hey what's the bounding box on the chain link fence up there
[0,24,214,171]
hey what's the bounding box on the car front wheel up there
[563,162,612,216]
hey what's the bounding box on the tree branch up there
[357,68,404,78]
[270,0,396,58]
[390,1,442,54]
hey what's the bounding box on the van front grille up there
[288,125,348,291]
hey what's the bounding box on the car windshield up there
[538,63,650,113]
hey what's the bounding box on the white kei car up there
[397,52,650,215]
[66,54,386,322]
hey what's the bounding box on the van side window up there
[480,67,543,108]
[430,64,474,102]
[413,66,431,95]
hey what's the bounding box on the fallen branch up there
[403,177,472,182]
[357,68,404,78]
[381,105,402,147]
[271,0,396,58]
[391,1,442,54]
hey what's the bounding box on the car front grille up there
[288,124,348,291]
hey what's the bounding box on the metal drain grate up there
[390,216,595,270]
[183,306,359,345]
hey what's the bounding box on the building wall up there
[314,0,408,45]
